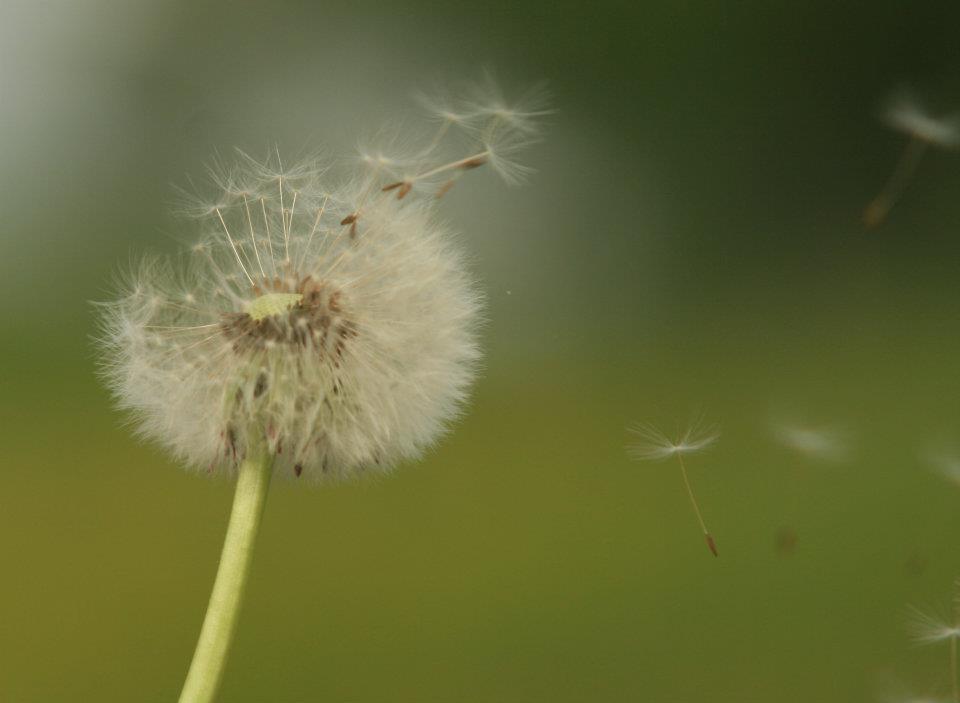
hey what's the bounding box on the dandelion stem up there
[420,119,452,156]
[178,449,275,703]
[952,631,959,703]
[676,453,717,556]
[215,208,255,288]
[242,194,266,279]
[412,151,489,182]
[863,135,928,229]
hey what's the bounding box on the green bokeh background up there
[3,1,960,701]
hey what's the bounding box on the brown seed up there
[296,275,314,293]
[328,291,342,313]
[862,200,886,229]
[460,156,487,170]
[226,426,238,461]
[253,372,268,398]
[904,549,928,576]
[705,533,718,557]
[775,526,798,556]
[436,180,456,199]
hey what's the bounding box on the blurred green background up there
[4,1,960,701]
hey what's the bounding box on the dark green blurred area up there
[3,1,960,701]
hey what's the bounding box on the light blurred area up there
[3,2,960,702]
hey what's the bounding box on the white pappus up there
[97,81,546,481]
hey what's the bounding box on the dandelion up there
[863,92,959,228]
[96,81,544,703]
[628,419,720,557]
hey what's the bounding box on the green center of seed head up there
[246,293,303,321]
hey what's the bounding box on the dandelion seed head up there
[98,80,546,481]
[98,165,483,480]
[99,169,482,479]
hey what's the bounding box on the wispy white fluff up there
[97,82,544,480]
[908,605,960,646]
[409,75,549,187]
[772,421,851,463]
[880,681,950,703]
[924,448,960,487]
[627,419,720,461]
[884,93,960,148]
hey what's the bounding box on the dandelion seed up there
[464,73,552,137]
[628,419,720,557]
[363,77,549,199]
[881,685,951,703]
[886,97,960,148]
[909,600,960,702]
[773,422,850,463]
[775,525,798,556]
[863,92,959,228]
[909,607,960,645]
[925,450,960,488]
[904,549,928,577]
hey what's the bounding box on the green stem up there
[178,450,274,703]
[863,136,928,228]
[952,634,958,703]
